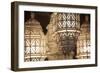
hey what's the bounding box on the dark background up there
[24,11,90,34]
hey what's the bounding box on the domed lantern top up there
[25,12,42,30]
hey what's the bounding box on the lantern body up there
[24,13,47,62]
[47,13,80,59]
[76,16,90,59]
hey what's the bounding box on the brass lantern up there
[24,12,47,62]
[76,15,90,59]
[56,13,80,59]
[47,13,80,59]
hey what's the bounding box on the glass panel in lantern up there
[36,47,40,53]
[25,47,31,54]
[58,21,63,28]
[35,39,40,46]
[66,21,71,27]
[71,14,75,20]
[63,21,67,28]
[71,21,75,27]
[66,13,70,20]
[31,47,35,54]
[25,39,31,47]
[62,13,66,20]
[31,39,35,46]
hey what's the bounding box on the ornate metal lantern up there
[56,13,80,59]
[76,15,90,59]
[24,13,47,62]
[47,13,80,59]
